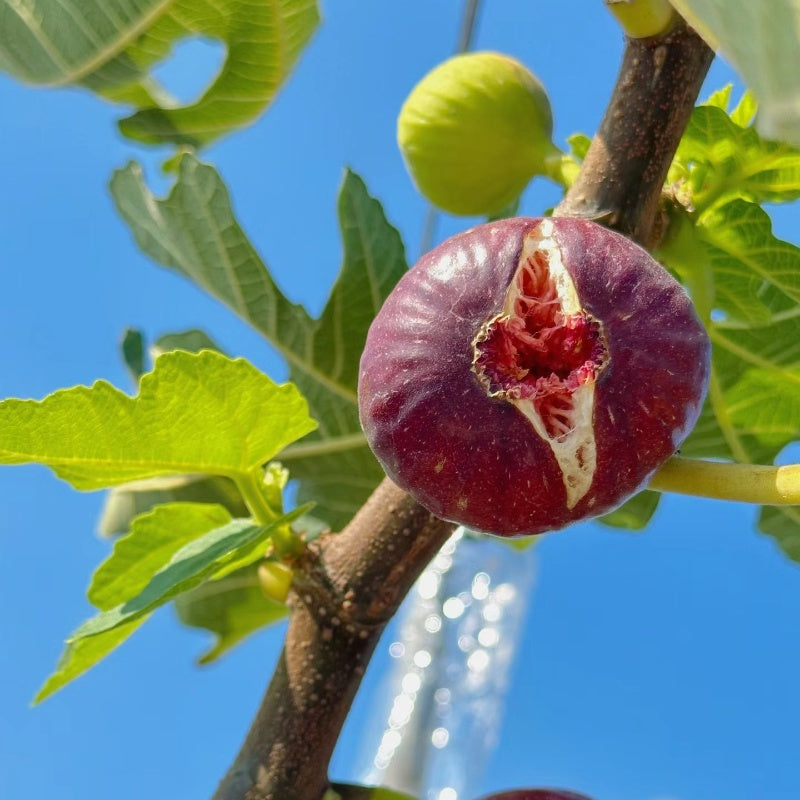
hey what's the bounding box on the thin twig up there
[419,0,484,257]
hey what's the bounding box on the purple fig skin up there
[475,791,596,800]
[358,217,710,536]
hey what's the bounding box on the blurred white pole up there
[358,528,537,800]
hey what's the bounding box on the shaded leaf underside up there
[0,0,320,146]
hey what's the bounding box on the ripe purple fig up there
[475,791,596,800]
[358,217,710,536]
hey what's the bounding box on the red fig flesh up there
[358,217,710,536]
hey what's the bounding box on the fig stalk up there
[650,457,800,505]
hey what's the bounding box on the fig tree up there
[397,52,557,216]
[358,217,710,537]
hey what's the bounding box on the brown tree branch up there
[212,479,455,800]
[212,18,714,800]
[555,22,713,246]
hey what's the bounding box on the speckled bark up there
[555,22,713,248]
[212,479,454,800]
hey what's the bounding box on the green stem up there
[650,457,800,504]
[543,146,581,189]
[236,469,278,525]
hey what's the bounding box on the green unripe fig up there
[257,560,293,604]
[397,51,557,216]
[604,0,677,38]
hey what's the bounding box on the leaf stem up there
[543,146,581,189]
[236,469,278,525]
[650,457,800,504]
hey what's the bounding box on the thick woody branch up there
[213,18,715,800]
[555,22,713,246]
[212,479,454,800]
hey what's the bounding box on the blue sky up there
[1,3,799,799]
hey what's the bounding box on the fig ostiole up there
[397,52,559,216]
[358,217,710,537]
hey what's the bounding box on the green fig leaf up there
[0,349,316,490]
[671,94,800,210]
[89,502,234,611]
[70,512,306,641]
[668,0,800,146]
[38,503,307,700]
[0,0,320,147]
[99,328,236,536]
[112,157,407,527]
[759,506,800,562]
[660,197,800,559]
[34,617,148,704]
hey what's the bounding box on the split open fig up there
[358,217,710,537]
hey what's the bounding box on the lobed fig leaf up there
[359,218,710,537]
[397,52,557,216]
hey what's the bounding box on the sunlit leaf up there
[72,505,307,641]
[671,99,800,209]
[0,0,320,147]
[38,503,306,699]
[34,617,147,704]
[669,0,800,146]
[696,200,800,322]
[725,368,800,441]
[89,502,233,610]
[0,349,316,490]
[660,195,800,557]
[112,157,407,527]
[99,327,235,536]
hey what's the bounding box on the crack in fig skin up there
[471,227,610,509]
[358,217,710,537]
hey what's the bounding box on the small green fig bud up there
[604,0,677,39]
[397,51,557,216]
[257,560,293,604]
